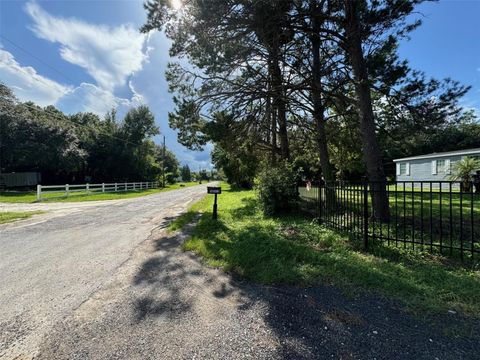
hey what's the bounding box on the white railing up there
[36,181,159,201]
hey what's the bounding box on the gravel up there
[0,184,211,359]
[33,218,479,360]
[2,183,477,359]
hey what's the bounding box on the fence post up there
[102,183,105,193]
[318,183,323,224]
[133,182,136,190]
[65,184,69,197]
[37,184,42,201]
[363,181,369,250]
[124,182,127,191]
[114,183,117,192]
[86,183,90,194]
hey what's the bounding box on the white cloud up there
[25,1,147,91]
[0,49,70,106]
[56,82,143,116]
[0,49,142,116]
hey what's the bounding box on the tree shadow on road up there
[130,215,480,360]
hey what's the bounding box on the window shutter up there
[406,162,410,176]
[432,160,437,175]
[396,163,400,176]
[445,159,451,175]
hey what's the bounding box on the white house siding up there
[394,151,480,189]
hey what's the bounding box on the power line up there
[0,34,79,85]
[0,35,145,146]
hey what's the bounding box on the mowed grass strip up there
[0,211,45,224]
[173,184,480,318]
[0,182,200,203]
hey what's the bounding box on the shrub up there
[166,172,177,184]
[257,161,299,216]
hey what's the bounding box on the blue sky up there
[0,1,479,170]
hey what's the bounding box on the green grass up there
[173,184,480,319]
[0,211,45,224]
[168,195,212,233]
[0,182,200,203]
[299,186,480,256]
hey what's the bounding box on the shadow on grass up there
[129,195,480,359]
[187,195,480,318]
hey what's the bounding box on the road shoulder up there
[35,217,479,360]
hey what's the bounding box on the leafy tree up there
[180,164,191,182]
[1,83,168,185]
[1,93,84,183]
[211,146,257,189]
[141,1,476,221]
[198,169,209,181]
[158,148,180,183]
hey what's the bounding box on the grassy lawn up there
[0,182,200,203]
[170,184,480,318]
[0,211,45,224]
[299,186,480,257]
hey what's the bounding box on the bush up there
[166,172,177,184]
[257,161,299,216]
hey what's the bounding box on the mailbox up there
[207,186,221,219]
[207,186,222,194]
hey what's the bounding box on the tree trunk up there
[265,87,277,165]
[344,0,390,221]
[270,53,290,160]
[311,12,334,185]
[311,24,336,208]
[271,107,277,165]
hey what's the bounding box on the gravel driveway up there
[0,184,210,359]
[1,184,478,359]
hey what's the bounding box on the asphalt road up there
[0,184,210,359]
[1,183,478,359]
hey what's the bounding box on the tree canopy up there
[143,0,477,218]
[0,83,180,185]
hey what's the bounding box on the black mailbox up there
[207,186,222,194]
[207,186,221,219]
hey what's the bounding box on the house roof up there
[393,148,480,162]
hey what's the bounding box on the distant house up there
[393,148,480,182]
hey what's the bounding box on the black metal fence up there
[298,181,480,260]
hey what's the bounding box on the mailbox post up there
[207,186,221,219]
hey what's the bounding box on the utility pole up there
[162,135,166,188]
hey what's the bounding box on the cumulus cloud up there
[25,1,147,91]
[0,49,142,116]
[56,83,143,116]
[0,49,70,106]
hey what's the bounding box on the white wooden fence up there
[36,181,159,201]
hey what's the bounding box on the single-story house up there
[393,148,480,183]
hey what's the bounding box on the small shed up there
[393,148,480,182]
[0,172,42,188]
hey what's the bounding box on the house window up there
[437,159,445,174]
[398,162,409,176]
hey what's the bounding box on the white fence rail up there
[36,181,159,201]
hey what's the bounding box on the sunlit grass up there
[0,182,200,203]
[172,184,480,319]
[0,211,45,224]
